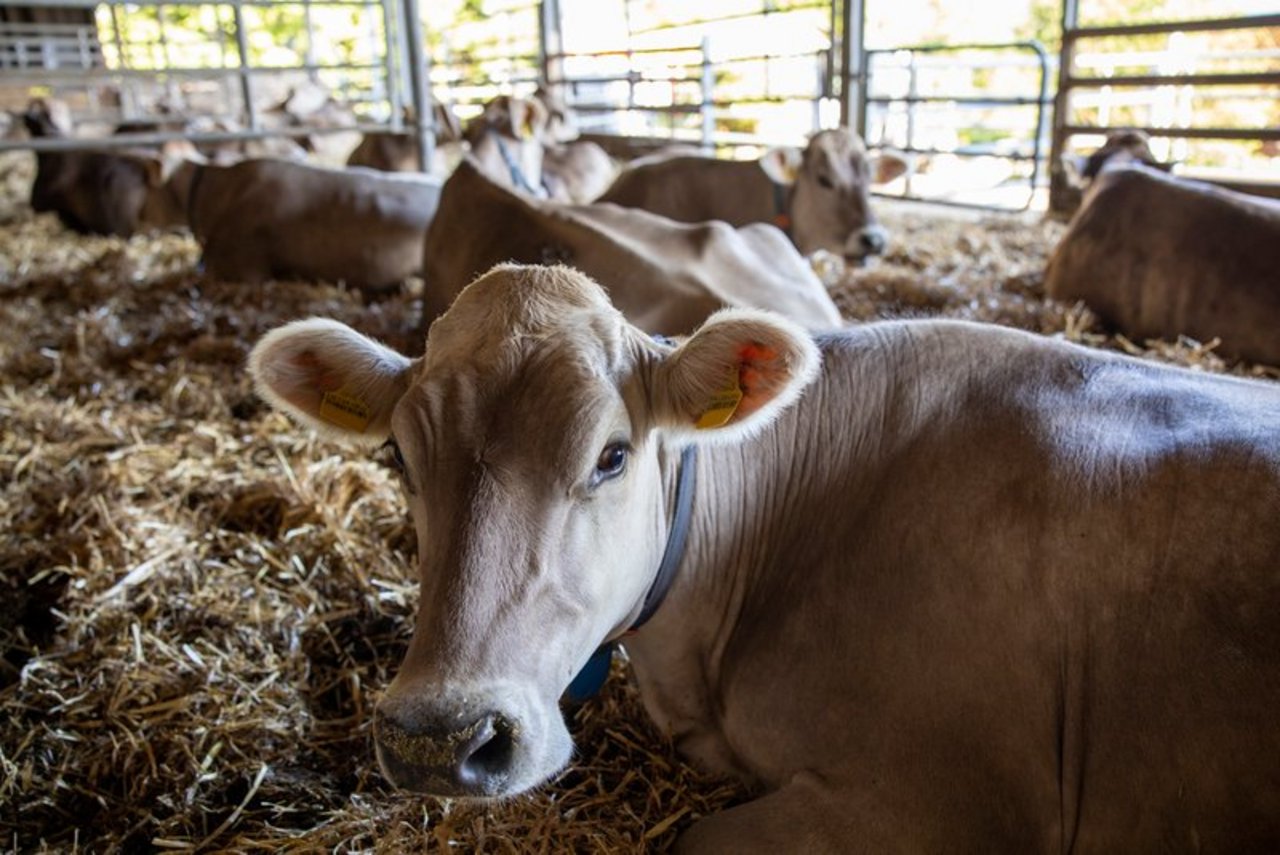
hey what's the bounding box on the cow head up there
[464,96,551,196]
[762,129,907,262]
[1063,129,1171,188]
[248,264,820,798]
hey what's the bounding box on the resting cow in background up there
[420,157,841,333]
[346,102,465,174]
[531,84,617,202]
[250,262,1280,852]
[160,157,441,290]
[1046,130,1280,366]
[598,128,907,261]
[23,100,178,237]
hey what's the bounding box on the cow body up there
[250,264,1280,851]
[1046,161,1280,365]
[24,105,169,237]
[175,158,441,288]
[598,129,906,260]
[421,158,841,333]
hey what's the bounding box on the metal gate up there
[0,0,437,169]
[857,41,1052,211]
[1049,9,1280,212]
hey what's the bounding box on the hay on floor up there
[1,149,1276,852]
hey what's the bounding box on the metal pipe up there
[1049,0,1081,213]
[231,2,257,132]
[1066,71,1280,88]
[1061,124,1280,142]
[1064,12,1280,40]
[1,122,393,154]
[400,0,433,171]
[700,36,714,151]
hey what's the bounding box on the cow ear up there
[651,309,821,443]
[871,151,908,184]
[248,319,417,446]
[1061,153,1090,188]
[759,146,803,185]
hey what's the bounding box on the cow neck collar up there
[487,128,540,196]
[629,443,697,633]
[770,179,792,236]
[563,443,697,703]
[186,163,207,237]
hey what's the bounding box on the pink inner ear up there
[290,350,343,393]
[735,341,781,413]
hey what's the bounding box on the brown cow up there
[250,262,1280,851]
[1046,130,1280,365]
[420,157,841,333]
[598,129,907,261]
[161,157,441,289]
[23,102,175,237]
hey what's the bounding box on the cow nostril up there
[455,713,516,790]
[859,230,886,254]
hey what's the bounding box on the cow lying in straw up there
[249,263,1280,851]
[1046,130,1280,365]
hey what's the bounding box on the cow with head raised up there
[250,263,1280,851]
[598,128,907,262]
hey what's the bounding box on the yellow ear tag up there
[695,368,743,430]
[318,386,372,433]
[519,113,535,140]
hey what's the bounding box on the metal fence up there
[858,41,1052,211]
[1049,9,1280,211]
[0,0,432,165]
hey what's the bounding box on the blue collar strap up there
[489,128,540,196]
[564,444,698,702]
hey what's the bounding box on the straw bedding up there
[1,150,1275,853]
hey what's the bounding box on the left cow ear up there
[248,319,417,445]
[650,308,821,444]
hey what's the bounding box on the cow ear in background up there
[871,152,908,185]
[651,309,821,443]
[1061,153,1090,188]
[759,146,803,185]
[248,319,417,446]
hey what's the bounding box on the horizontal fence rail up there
[1050,11,1280,212]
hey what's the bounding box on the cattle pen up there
[2,1,1279,852]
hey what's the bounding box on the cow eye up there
[593,442,629,484]
[382,438,416,495]
[817,173,834,189]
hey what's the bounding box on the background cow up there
[420,157,841,333]
[24,100,179,237]
[598,128,907,261]
[250,263,1280,851]
[164,157,442,290]
[1046,130,1280,365]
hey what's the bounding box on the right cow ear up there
[248,319,418,445]
[649,308,821,444]
[872,151,908,184]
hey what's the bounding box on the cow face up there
[770,129,906,262]
[249,264,819,799]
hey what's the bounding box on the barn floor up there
[1,149,1275,853]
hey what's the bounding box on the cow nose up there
[374,706,520,796]
[858,227,887,256]
[455,712,517,789]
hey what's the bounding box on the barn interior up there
[1,1,1277,851]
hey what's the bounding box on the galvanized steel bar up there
[1064,12,1280,40]
[400,0,433,171]
[231,2,257,131]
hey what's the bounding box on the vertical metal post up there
[401,0,434,171]
[304,0,318,83]
[539,0,564,86]
[156,3,179,109]
[700,36,715,151]
[839,0,866,136]
[232,2,258,131]
[1049,0,1080,213]
[381,0,404,128]
[109,4,135,121]
[904,51,917,196]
